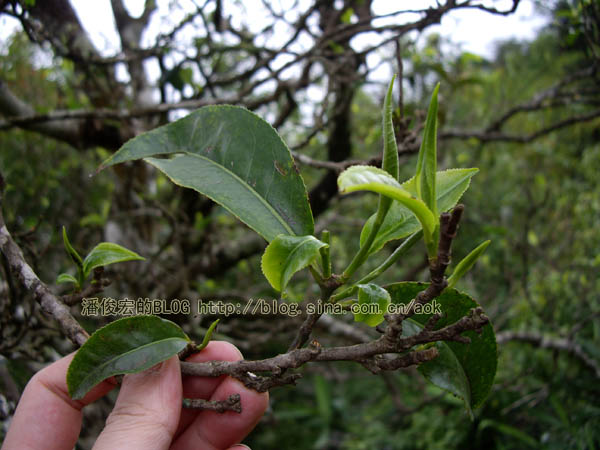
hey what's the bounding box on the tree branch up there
[182,394,242,413]
[0,80,82,146]
[497,331,600,379]
[384,205,464,342]
[441,109,600,143]
[180,306,488,390]
[0,173,88,347]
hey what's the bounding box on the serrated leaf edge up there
[261,235,327,291]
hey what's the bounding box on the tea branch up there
[2,177,489,408]
[179,205,490,392]
[180,305,489,390]
[183,394,242,413]
[385,205,464,342]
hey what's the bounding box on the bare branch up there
[441,109,600,143]
[0,80,82,146]
[182,393,242,413]
[461,0,521,16]
[180,305,489,391]
[485,67,597,132]
[384,205,464,342]
[497,331,600,379]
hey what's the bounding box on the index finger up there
[172,342,268,450]
[2,353,116,450]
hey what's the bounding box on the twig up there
[180,308,489,390]
[441,109,600,143]
[287,311,324,351]
[368,348,439,373]
[182,394,242,413]
[61,267,111,306]
[384,205,464,342]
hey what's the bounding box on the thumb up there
[93,356,182,450]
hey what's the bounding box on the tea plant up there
[2,77,497,417]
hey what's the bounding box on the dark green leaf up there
[360,168,478,254]
[67,315,190,399]
[404,319,472,413]
[353,283,391,327]
[387,282,497,415]
[82,242,144,279]
[261,235,327,292]
[100,105,314,241]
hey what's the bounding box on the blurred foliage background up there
[1,0,599,448]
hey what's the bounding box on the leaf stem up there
[331,231,422,303]
[309,263,324,285]
[341,196,391,282]
[320,230,331,278]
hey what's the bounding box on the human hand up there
[2,341,268,450]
